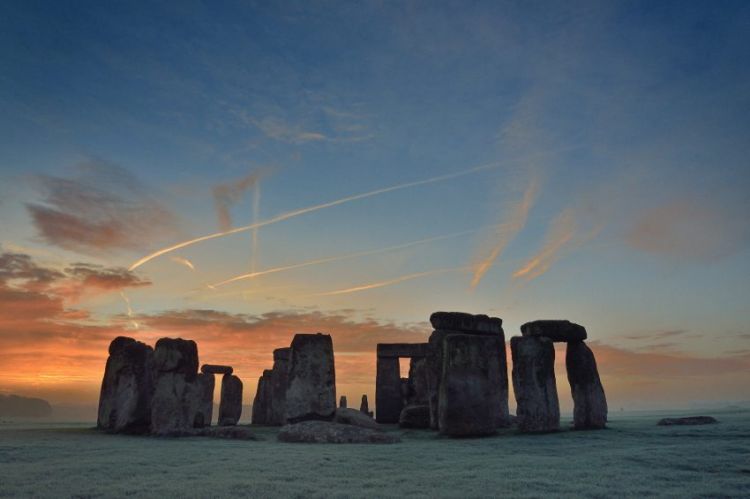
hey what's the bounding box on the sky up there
[0,0,749,413]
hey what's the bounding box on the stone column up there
[375,356,402,423]
[511,336,559,432]
[251,370,271,425]
[219,374,243,426]
[284,333,336,423]
[269,347,290,425]
[438,334,504,436]
[566,341,607,429]
[194,373,215,428]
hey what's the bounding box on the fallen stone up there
[334,407,380,430]
[521,320,587,343]
[97,336,154,433]
[339,396,347,408]
[429,311,503,334]
[219,374,243,426]
[278,421,400,444]
[511,336,560,433]
[657,416,718,426]
[285,333,336,423]
[201,364,233,375]
[360,394,369,414]
[566,341,607,429]
[438,333,506,436]
[196,425,258,440]
[399,404,430,429]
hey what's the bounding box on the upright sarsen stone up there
[269,348,290,425]
[566,341,607,429]
[194,373,215,428]
[511,336,559,432]
[251,370,272,425]
[438,334,505,436]
[285,333,336,423]
[97,337,154,433]
[219,374,243,426]
[375,357,401,423]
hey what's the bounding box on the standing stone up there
[375,356,402,423]
[521,320,587,343]
[511,336,560,432]
[97,337,154,433]
[566,341,607,429]
[406,357,429,405]
[219,374,243,426]
[251,370,272,425]
[150,338,205,435]
[285,333,336,423]
[438,334,505,436]
[360,395,370,415]
[193,373,215,428]
[339,396,347,408]
[426,312,509,430]
[269,348,290,425]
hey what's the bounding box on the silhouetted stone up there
[339,395,347,408]
[269,347,290,425]
[98,337,154,433]
[521,320,587,343]
[566,341,607,429]
[658,416,718,426]
[406,357,429,406]
[439,334,506,436]
[251,370,272,425]
[285,333,336,423]
[150,337,205,435]
[429,311,503,334]
[201,364,233,375]
[278,421,400,444]
[334,407,380,430]
[511,336,559,432]
[219,374,243,426]
[360,394,369,414]
[426,312,508,430]
[376,356,402,423]
[399,404,430,429]
[194,373,215,428]
[195,425,258,440]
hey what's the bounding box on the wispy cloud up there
[513,208,577,281]
[212,167,275,231]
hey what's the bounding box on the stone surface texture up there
[284,333,336,423]
[511,336,560,433]
[218,374,243,426]
[277,421,400,444]
[521,320,587,343]
[566,341,607,429]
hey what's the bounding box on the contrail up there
[171,256,195,270]
[311,265,471,297]
[213,167,274,231]
[209,229,479,288]
[513,208,576,281]
[129,161,503,271]
[119,291,140,330]
[470,177,539,289]
[251,181,261,273]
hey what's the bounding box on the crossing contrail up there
[311,265,471,296]
[209,229,480,288]
[128,161,503,271]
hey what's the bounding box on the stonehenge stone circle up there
[521,320,587,343]
[438,333,505,436]
[511,336,560,432]
[219,373,243,426]
[284,333,336,423]
[97,337,154,433]
[566,341,607,429]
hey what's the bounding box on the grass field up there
[1,408,748,498]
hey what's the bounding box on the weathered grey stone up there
[657,416,718,426]
[339,396,347,408]
[429,311,503,334]
[219,374,243,426]
[334,407,380,430]
[201,364,233,375]
[521,320,587,343]
[150,338,204,435]
[285,333,336,423]
[566,341,607,429]
[97,336,154,433]
[426,313,509,430]
[360,394,369,414]
[399,404,430,429]
[278,421,400,444]
[511,336,560,433]
[438,334,506,436]
[405,357,429,406]
[269,348,290,425]
[376,343,429,358]
[193,373,214,428]
[251,370,272,425]
[376,356,402,423]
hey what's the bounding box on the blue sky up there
[0,1,748,406]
